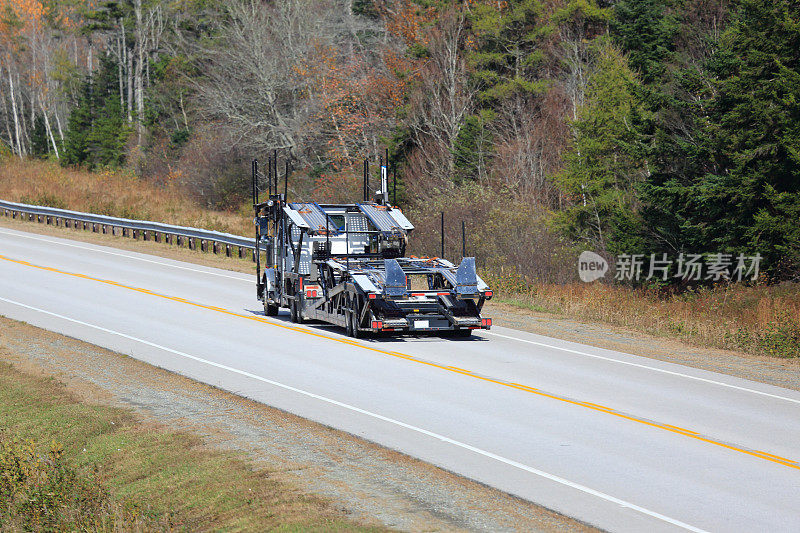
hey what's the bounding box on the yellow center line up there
[2,253,798,472]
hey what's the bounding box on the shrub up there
[18,193,67,210]
[406,182,575,285]
[0,434,170,531]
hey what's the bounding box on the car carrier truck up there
[252,154,493,338]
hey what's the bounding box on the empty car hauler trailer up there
[251,156,493,338]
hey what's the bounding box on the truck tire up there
[347,311,362,338]
[290,300,305,324]
[264,300,279,317]
[345,311,354,337]
[344,295,360,338]
[350,299,361,339]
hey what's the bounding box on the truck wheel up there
[348,312,362,338]
[264,301,279,317]
[350,301,361,339]
[345,311,354,337]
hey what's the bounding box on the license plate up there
[414,320,429,329]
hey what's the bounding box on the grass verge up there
[0,351,380,531]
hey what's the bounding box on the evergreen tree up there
[30,115,50,158]
[62,81,93,166]
[453,110,493,184]
[611,0,680,84]
[642,0,800,276]
[87,95,131,168]
[707,0,800,273]
[555,41,648,253]
[352,0,379,18]
[625,0,727,259]
[467,0,549,104]
[62,55,130,169]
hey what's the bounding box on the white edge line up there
[0,227,252,282]
[0,295,707,533]
[485,331,800,405]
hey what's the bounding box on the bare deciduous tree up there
[192,0,343,158]
[407,8,474,188]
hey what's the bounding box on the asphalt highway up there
[1,226,799,532]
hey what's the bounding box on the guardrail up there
[0,199,258,261]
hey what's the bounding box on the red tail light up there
[371,320,384,330]
[368,293,377,299]
[304,286,321,298]
[484,291,493,298]
[481,318,492,328]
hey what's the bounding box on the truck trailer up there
[252,156,492,338]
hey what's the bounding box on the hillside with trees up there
[1,0,798,283]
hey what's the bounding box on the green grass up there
[0,360,383,531]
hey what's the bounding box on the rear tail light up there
[371,320,384,330]
[484,291,493,298]
[481,318,492,328]
[304,285,321,298]
[368,293,377,299]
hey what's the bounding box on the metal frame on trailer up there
[252,153,493,338]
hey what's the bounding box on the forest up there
[1,0,798,284]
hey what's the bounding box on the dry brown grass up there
[0,159,252,236]
[492,278,800,358]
